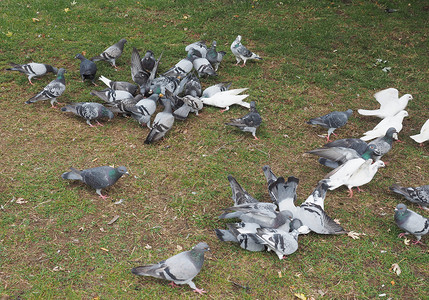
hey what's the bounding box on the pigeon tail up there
[61,167,83,181]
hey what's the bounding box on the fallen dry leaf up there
[294,293,307,300]
[5,31,13,37]
[64,8,70,12]
[32,18,40,22]
[16,198,28,204]
[278,271,282,278]
[100,247,109,252]
[176,245,183,251]
[404,238,410,245]
[145,244,152,249]
[107,215,120,225]
[347,231,365,239]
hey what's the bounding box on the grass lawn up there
[0,0,428,299]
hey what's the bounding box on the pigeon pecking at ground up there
[307,109,353,142]
[394,203,428,245]
[144,98,175,144]
[90,38,127,69]
[6,62,58,85]
[99,75,139,96]
[230,35,262,67]
[61,166,129,199]
[358,88,412,119]
[25,68,66,108]
[61,102,114,127]
[75,53,97,85]
[225,101,262,139]
[131,242,210,295]
[390,184,429,210]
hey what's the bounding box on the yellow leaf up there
[5,31,13,37]
[278,271,282,278]
[294,293,307,300]
[32,18,40,22]
[391,280,395,285]
[390,263,401,276]
[64,8,70,12]
[100,247,109,252]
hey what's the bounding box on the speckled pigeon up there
[61,166,128,199]
[144,98,175,144]
[131,242,210,295]
[6,62,58,85]
[99,75,139,96]
[206,40,226,71]
[25,68,66,107]
[390,184,429,209]
[61,102,114,127]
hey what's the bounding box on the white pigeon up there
[324,159,385,197]
[358,88,413,119]
[201,88,250,111]
[360,110,408,141]
[410,119,429,146]
[230,35,262,67]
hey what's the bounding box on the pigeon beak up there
[125,171,130,175]
[392,132,399,140]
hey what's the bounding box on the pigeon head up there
[101,107,114,120]
[395,203,407,212]
[290,218,303,231]
[250,101,257,111]
[116,166,129,175]
[212,40,217,47]
[385,127,398,140]
[56,68,66,79]
[236,35,242,43]
[75,53,85,60]
[345,109,353,116]
[193,242,210,252]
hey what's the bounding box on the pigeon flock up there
[6,33,428,295]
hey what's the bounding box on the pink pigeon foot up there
[96,120,104,126]
[398,232,407,238]
[253,136,259,140]
[348,188,354,198]
[356,186,364,193]
[412,240,424,245]
[99,194,108,200]
[168,282,179,288]
[193,288,206,295]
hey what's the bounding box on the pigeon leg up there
[356,186,364,193]
[398,232,408,238]
[253,135,259,140]
[95,120,104,127]
[96,189,108,200]
[168,282,179,288]
[348,188,354,198]
[240,62,246,68]
[220,107,230,113]
[193,288,207,295]
[412,240,424,245]
[29,79,34,85]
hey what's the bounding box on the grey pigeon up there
[202,82,231,98]
[303,180,330,210]
[361,110,408,141]
[215,222,265,252]
[307,144,380,169]
[173,95,203,120]
[185,41,207,58]
[226,101,262,139]
[256,218,302,259]
[268,176,299,211]
[162,50,195,78]
[61,102,114,127]
[99,75,139,96]
[61,166,128,199]
[90,38,127,68]
[230,35,262,67]
[141,50,156,73]
[75,53,97,85]
[25,68,66,107]
[90,88,133,103]
[271,177,346,234]
[192,53,217,77]
[262,165,278,188]
[307,109,353,142]
[132,92,160,128]
[130,47,151,90]
[394,203,428,245]
[228,175,259,206]
[313,139,381,169]
[131,242,209,295]
[206,41,226,71]
[390,184,429,209]
[6,62,58,85]
[106,97,139,115]
[144,98,175,144]
[370,127,397,157]
[358,88,412,119]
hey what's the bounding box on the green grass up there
[1,0,428,299]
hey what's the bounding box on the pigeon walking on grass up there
[307,109,353,142]
[394,203,428,245]
[90,38,127,69]
[61,102,114,127]
[144,98,175,144]
[230,35,262,67]
[75,53,97,85]
[390,184,429,210]
[131,242,210,295]
[226,101,262,139]
[6,62,58,85]
[61,166,128,199]
[358,88,412,119]
[25,68,66,107]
